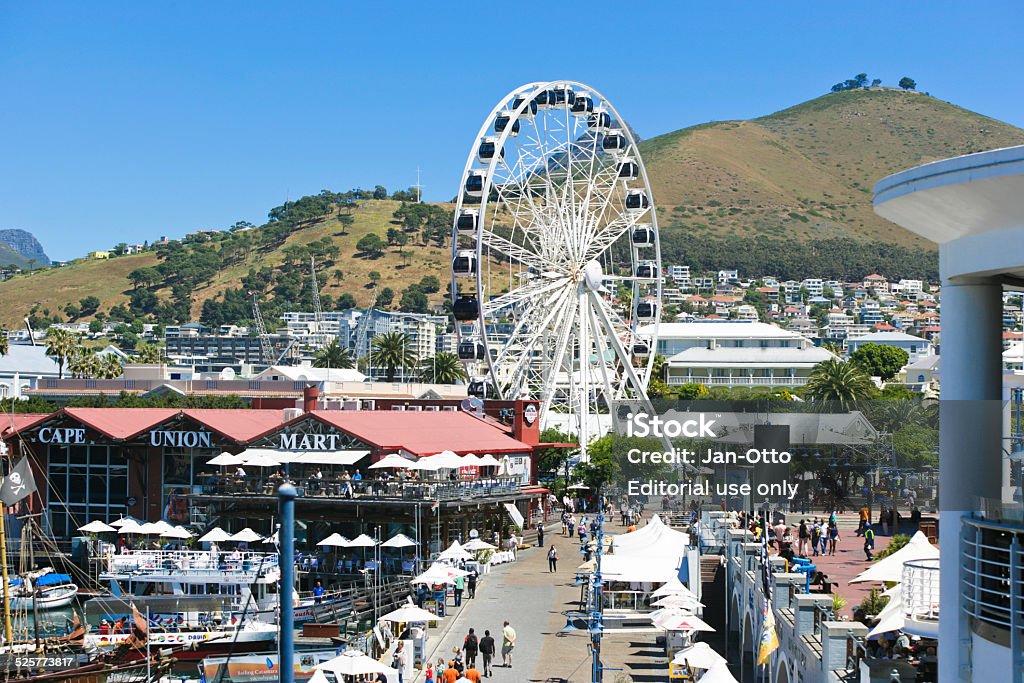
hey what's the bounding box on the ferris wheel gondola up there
[449,81,662,456]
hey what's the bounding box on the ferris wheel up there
[449,80,661,453]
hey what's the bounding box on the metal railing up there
[903,557,940,624]
[196,476,522,501]
[961,515,1024,656]
[102,549,280,582]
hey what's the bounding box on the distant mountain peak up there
[0,229,50,266]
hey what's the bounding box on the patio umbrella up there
[242,453,282,468]
[347,534,379,548]
[379,604,438,623]
[653,594,705,610]
[78,521,116,533]
[850,531,939,584]
[381,533,418,549]
[437,541,473,562]
[230,528,263,543]
[109,515,142,528]
[697,661,739,683]
[411,563,468,585]
[198,527,232,543]
[652,576,700,600]
[207,452,246,466]
[423,450,464,469]
[476,453,501,467]
[369,453,414,469]
[672,642,727,670]
[313,649,395,676]
[567,483,590,490]
[262,531,279,545]
[651,611,716,632]
[117,520,144,535]
[317,532,350,548]
[161,525,194,539]
[462,538,496,552]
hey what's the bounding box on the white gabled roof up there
[253,365,366,383]
[666,346,837,368]
[850,331,929,344]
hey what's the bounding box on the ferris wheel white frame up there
[450,80,662,454]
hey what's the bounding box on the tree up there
[356,233,385,258]
[850,343,909,381]
[369,331,417,381]
[871,78,882,87]
[43,328,76,379]
[88,319,104,334]
[368,271,382,286]
[805,358,875,410]
[0,330,7,357]
[63,303,80,320]
[898,76,917,90]
[419,275,440,293]
[372,185,388,200]
[333,269,344,283]
[97,353,124,379]
[135,342,163,364]
[337,293,357,309]
[418,352,467,384]
[79,296,101,316]
[313,339,355,369]
[854,73,869,88]
[377,287,395,307]
[399,289,428,313]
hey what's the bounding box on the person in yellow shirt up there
[501,620,516,668]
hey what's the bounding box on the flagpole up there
[0,439,12,644]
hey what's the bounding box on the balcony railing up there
[666,375,809,386]
[192,476,523,502]
[962,516,1024,641]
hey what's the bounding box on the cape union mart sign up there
[37,428,216,449]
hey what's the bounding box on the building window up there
[162,447,219,525]
[46,444,128,539]
[918,374,925,383]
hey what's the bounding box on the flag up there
[756,527,779,666]
[431,500,439,513]
[0,457,37,507]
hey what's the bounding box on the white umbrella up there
[78,521,116,533]
[117,520,144,535]
[207,452,246,466]
[381,533,418,549]
[476,453,501,467]
[652,576,700,600]
[109,515,142,528]
[379,604,438,623]
[850,531,939,584]
[150,520,176,534]
[347,534,379,548]
[230,528,263,543]
[437,541,473,562]
[242,453,282,468]
[315,649,395,676]
[161,525,194,540]
[462,538,496,552]
[411,563,469,585]
[137,522,164,535]
[698,661,739,683]
[459,453,482,465]
[672,642,727,670]
[198,527,232,543]
[422,450,464,469]
[262,531,279,545]
[317,532,350,548]
[653,594,705,610]
[867,583,905,639]
[369,453,414,469]
[651,611,716,632]
[567,483,590,490]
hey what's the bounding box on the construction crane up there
[250,292,275,367]
[353,286,379,363]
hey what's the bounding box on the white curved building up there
[875,145,1024,683]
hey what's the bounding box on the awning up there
[503,503,525,529]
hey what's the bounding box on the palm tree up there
[135,343,163,364]
[419,352,467,384]
[97,353,124,379]
[67,347,99,379]
[0,329,8,357]
[313,339,355,369]
[44,327,76,379]
[805,358,875,411]
[369,331,417,381]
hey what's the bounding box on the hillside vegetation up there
[3,89,1024,329]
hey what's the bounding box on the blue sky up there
[2,1,1022,261]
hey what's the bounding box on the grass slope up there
[641,88,1024,247]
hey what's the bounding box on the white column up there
[939,276,1003,682]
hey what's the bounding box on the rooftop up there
[639,321,799,340]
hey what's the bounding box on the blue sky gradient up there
[2,1,1022,260]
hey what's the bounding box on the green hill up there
[641,88,1024,247]
[3,88,1023,329]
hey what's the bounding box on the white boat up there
[201,649,339,682]
[8,572,79,610]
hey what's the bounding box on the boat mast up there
[0,439,12,644]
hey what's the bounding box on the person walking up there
[463,628,479,669]
[561,511,568,535]
[501,620,516,668]
[547,544,558,572]
[536,521,545,547]
[464,664,482,683]
[797,519,809,557]
[393,642,407,683]
[478,629,495,677]
[857,505,869,536]
[863,522,876,560]
[453,575,465,606]
[313,580,324,604]
[467,570,477,599]
[810,520,821,557]
[441,661,459,683]
[828,520,839,555]
[818,520,828,556]
[567,514,576,538]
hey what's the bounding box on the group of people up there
[790,516,841,557]
[424,621,516,681]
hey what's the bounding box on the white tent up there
[230,528,263,543]
[198,527,232,543]
[601,555,686,584]
[369,453,415,469]
[317,533,350,548]
[347,534,379,548]
[672,642,727,670]
[698,661,739,683]
[437,540,473,562]
[850,531,939,584]
[379,604,438,623]
[78,521,116,533]
[313,649,396,677]
[207,452,246,466]
[462,538,497,552]
[612,515,690,557]
[381,533,418,549]
[567,483,590,490]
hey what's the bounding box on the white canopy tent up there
[117,520,145,535]
[161,526,194,540]
[652,576,700,601]
[411,563,470,585]
[241,453,282,468]
[109,515,143,528]
[850,531,939,584]
[476,453,501,467]
[867,583,905,639]
[207,452,246,466]
[651,611,716,632]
